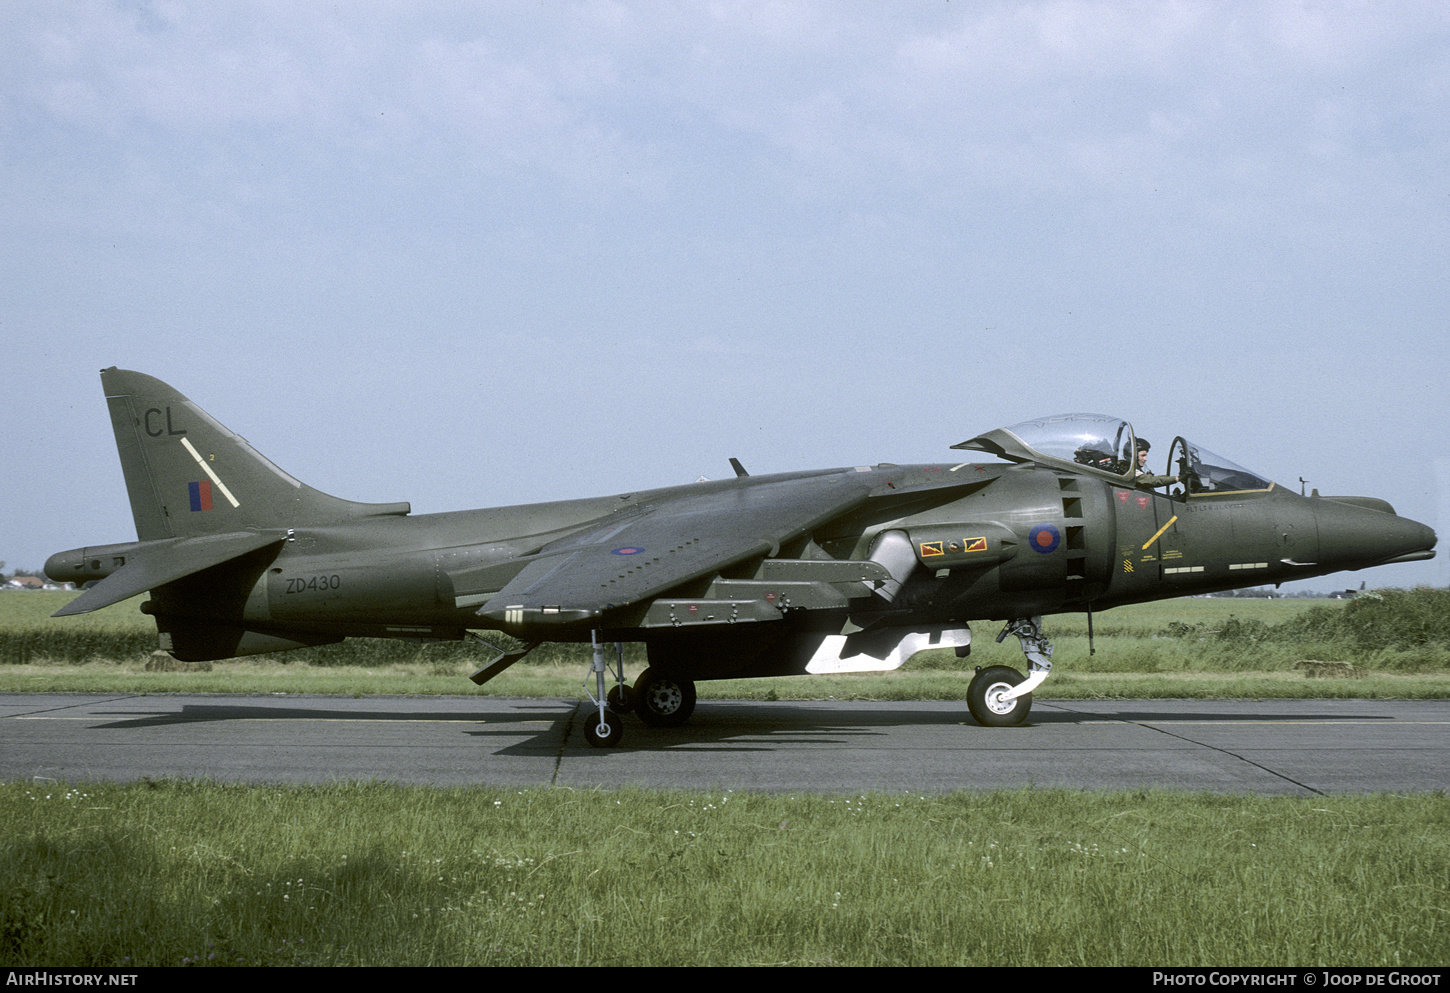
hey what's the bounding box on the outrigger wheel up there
[967,665,1032,727]
[632,667,697,728]
[583,711,623,748]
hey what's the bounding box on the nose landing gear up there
[967,616,1056,727]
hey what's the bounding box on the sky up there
[3,0,1447,593]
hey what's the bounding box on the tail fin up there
[100,367,409,540]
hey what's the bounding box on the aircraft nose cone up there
[1380,516,1436,561]
[1410,519,1438,556]
[1315,503,1437,570]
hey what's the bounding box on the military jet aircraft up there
[47,370,1437,746]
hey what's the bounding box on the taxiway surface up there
[2,693,1445,795]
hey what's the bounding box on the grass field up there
[4,781,1446,967]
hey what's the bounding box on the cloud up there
[8,2,1445,213]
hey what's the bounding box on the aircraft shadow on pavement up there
[486,699,1395,756]
[79,698,1396,760]
[86,701,573,730]
[477,702,929,755]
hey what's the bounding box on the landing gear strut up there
[967,616,1055,727]
[582,632,629,748]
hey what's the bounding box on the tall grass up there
[3,781,1446,967]
[1092,588,1450,673]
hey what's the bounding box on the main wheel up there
[632,667,697,728]
[584,711,623,747]
[967,666,1031,727]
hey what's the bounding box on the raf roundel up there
[611,547,645,556]
[1028,524,1061,554]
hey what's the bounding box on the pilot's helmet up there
[1128,438,1150,458]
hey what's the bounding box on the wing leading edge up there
[475,470,879,630]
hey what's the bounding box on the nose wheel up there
[967,665,1031,726]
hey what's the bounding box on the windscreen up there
[1177,441,1273,494]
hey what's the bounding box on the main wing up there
[474,469,879,631]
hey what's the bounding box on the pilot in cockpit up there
[1127,438,1181,489]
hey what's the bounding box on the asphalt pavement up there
[2,693,1446,795]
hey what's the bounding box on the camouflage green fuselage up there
[112,460,1430,670]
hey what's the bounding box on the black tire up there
[606,683,635,714]
[584,711,623,747]
[633,667,697,728]
[967,666,1031,727]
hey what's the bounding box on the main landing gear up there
[966,616,1055,727]
[581,633,698,747]
[583,618,1055,743]
[631,667,696,728]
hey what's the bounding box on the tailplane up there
[100,367,409,540]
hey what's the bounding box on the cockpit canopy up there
[953,413,1274,495]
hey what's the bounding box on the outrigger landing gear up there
[966,616,1055,727]
[582,632,630,748]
